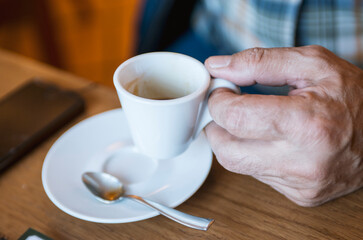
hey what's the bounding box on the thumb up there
[205,46,331,88]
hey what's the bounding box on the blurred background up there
[0,0,199,88]
[0,0,143,88]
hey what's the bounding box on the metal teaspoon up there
[82,172,214,230]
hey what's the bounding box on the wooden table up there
[0,49,362,240]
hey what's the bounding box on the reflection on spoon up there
[82,172,214,231]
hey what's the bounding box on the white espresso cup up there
[113,52,240,159]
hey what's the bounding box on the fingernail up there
[207,56,231,69]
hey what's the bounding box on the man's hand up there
[204,45,363,207]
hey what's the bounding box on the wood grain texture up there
[0,49,362,240]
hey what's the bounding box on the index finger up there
[205,45,336,88]
[208,89,304,140]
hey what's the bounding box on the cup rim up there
[113,52,210,105]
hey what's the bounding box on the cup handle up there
[193,78,241,139]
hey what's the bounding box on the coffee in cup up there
[114,52,240,159]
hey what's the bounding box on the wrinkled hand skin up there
[204,45,363,207]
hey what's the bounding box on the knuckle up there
[295,184,327,206]
[286,157,330,205]
[300,190,320,202]
[231,48,266,78]
[307,112,345,152]
[303,161,329,183]
[297,164,328,206]
[304,45,329,58]
[310,117,332,144]
[295,190,324,207]
[297,96,341,151]
[238,47,266,66]
[292,161,330,205]
[301,45,333,69]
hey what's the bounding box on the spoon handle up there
[126,195,214,231]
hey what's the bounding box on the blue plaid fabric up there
[193,0,363,68]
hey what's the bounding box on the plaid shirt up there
[193,0,363,68]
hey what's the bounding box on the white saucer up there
[42,109,212,223]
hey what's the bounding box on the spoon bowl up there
[82,172,125,203]
[82,172,214,231]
